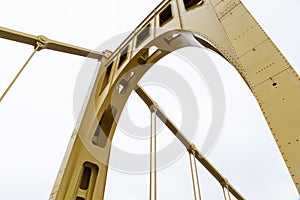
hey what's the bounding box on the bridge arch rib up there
[50,0,300,199]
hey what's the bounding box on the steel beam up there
[0,26,105,59]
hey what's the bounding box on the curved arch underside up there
[50,0,300,199]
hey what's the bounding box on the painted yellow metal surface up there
[0,26,105,59]
[43,0,299,199]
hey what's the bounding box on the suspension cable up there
[149,109,152,200]
[0,43,42,102]
[189,153,197,200]
[149,106,157,200]
[193,150,201,200]
[226,183,232,200]
[154,108,157,200]
[189,144,202,200]
[222,186,227,200]
[221,179,232,200]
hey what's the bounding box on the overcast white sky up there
[0,0,300,199]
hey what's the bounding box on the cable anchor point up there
[149,102,158,113]
[188,143,197,155]
[36,35,50,50]
[221,178,229,188]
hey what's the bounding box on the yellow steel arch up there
[50,0,300,199]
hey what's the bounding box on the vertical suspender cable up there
[189,146,202,200]
[149,110,153,200]
[149,107,157,200]
[222,186,228,200]
[0,44,42,102]
[189,153,198,200]
[193,151,201,200]
[226,184,232,200]
[154,108,157,200]
[221,180,232,200]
